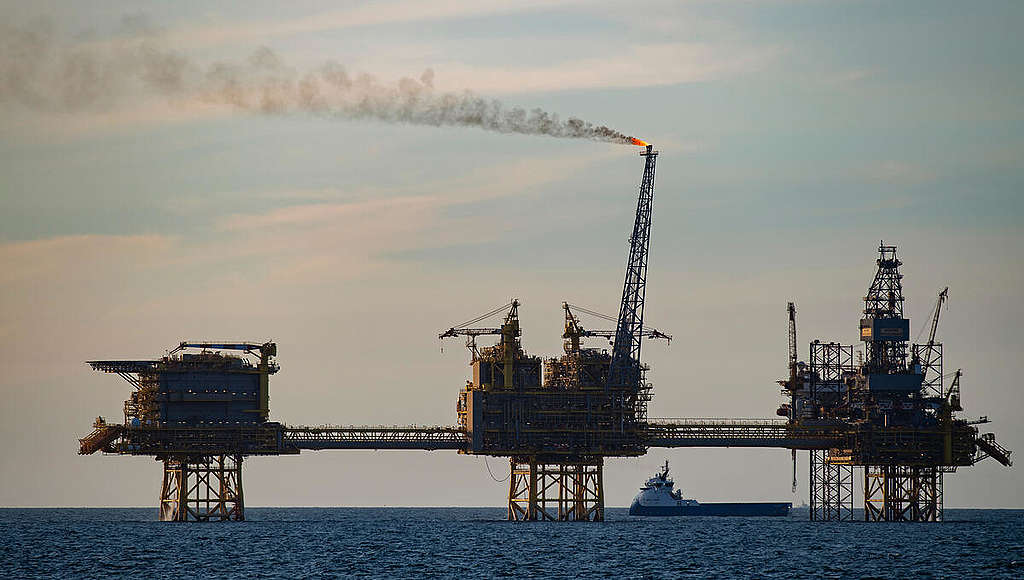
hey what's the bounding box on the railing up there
[645,418,843,449]
[88,419,920,455]
[78,424,123,455]
[114,425,291,455]
[284,425,467,450]
[976,433,1013,466]
[650,417,788,426]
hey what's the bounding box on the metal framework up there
[103,425,294,456]
[284,426,465,450]
[809,450,854,521]
[160,455,244,522]
[508,457,604,521]
[809,341,855,408]
[862,243,908,373]
[864,465,942,522]
[646,418,839,448]
[79,152,1015,523]
[912,288,948,398]
[912,342,943,398]
[608,145,657,390]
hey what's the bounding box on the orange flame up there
[630,138,649,147]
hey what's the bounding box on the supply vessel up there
[628,461,791,517]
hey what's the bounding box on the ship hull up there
[629,500,791,517]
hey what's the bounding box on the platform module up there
[441,145,663,521]
[777,245,1012,521]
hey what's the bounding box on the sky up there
[1,0,1022,509]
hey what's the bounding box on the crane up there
[562,302,671,354]
[910,287,948,354]
[912,287,949,396]
[170,341,277,359]
[927,287,949,347]
[945,368,962,413]
[439,300,520,361]
[607,144,658,390]
[788,303,798,379]
[776,302,801,407]
[785,302,798,492]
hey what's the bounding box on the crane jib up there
[608,145,658,389]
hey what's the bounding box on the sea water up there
[2,508,1022,578]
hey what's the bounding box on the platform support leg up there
[159,454,244,522]
[809,450,853,521]
[864,465,942,522]
[508,457,603,521]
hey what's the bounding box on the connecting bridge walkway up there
[646,418,842,449]
[284,426,465,450]
[278,419,842,452]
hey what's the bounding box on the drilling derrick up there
[853,245,938,521]
[860,244,910,377]
[793,243,1012,522]
[448,145,663,521]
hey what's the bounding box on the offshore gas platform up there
[79,145,1011,522]
[777,247,1013,521]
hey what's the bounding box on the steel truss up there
[608,145,657,389]
[508,457,604,521]
[646,418,841,448]
[911,342,943,397]
[285,426,465,450]
[809,450,854,521]
[810,341,855,409]
[862,243,909,373]
[864,465,942,522]
[159,455,244,521]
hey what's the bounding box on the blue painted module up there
[157,365,261,425]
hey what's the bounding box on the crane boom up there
[608,145,658,389]
[439,300,520,360]
[171,342,277,357]
[786,302,798,493]
[562,302,671,349]
[787,302,798,377]
[927,287,949,346]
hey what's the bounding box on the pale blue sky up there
[1,1,1021,507]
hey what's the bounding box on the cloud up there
[431,42,780,95]
[0,234,178,384]
[0,99,231,142]
[0,23,647,145]
[217,196,439,232]
[0,150,608,330]
[0,234,173,285]
[0,151,609,310]
[823,68,875,87]
[856,160,937,185]
[160,1,589,49]
[206,150,612,282]
[217,148,612,231]
[1,6,778,142]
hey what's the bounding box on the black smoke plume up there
[0,20,642,144]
